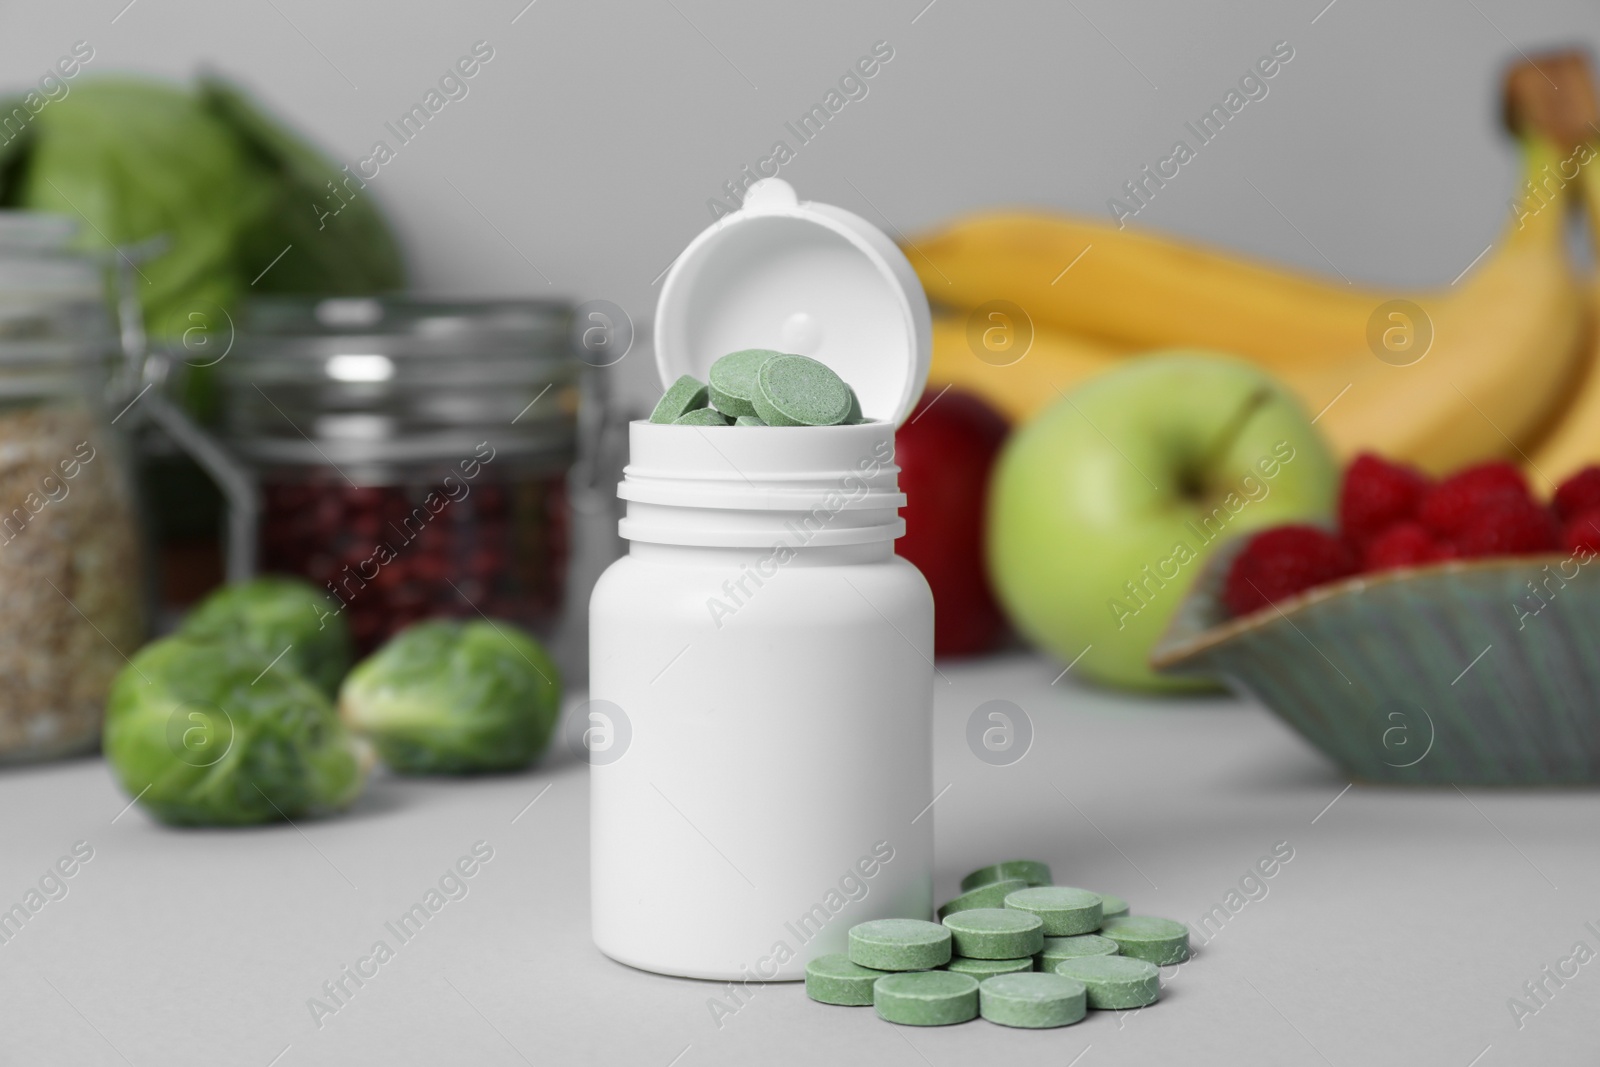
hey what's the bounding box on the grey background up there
[3,0,1594,407]
[2,1,1599,1064]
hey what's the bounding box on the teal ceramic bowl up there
[1151,541,1600,785]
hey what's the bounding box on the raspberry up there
[1361,521,1450,572]
[1339,453,1431,545]
[1450,494,1559,558]
[1553,466,1600,522]
[1561,506,1600,554]
[1223,525,1358,617]
[1417,461,1532,538]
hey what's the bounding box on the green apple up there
[986,352,1337,691]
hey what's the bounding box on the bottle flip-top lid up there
[654,179,932,428]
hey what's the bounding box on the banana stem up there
[1508,136,1576,246]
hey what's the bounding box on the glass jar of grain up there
[0,213,144,762]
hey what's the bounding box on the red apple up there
[895,388,1010,658]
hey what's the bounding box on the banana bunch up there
[914,57,1595,477]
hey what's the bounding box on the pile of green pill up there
[648,349,867,427]
[804,859,1192,1029]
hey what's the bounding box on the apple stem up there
[1191,386,1274,492]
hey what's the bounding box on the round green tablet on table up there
[941,908,1044,960]
[1037,934,1120,970]
[707,348,779,417]
[979,972,1088,1029]
[649,374,709,423]
[936,878,1029,920]
[873,971,979,1026]
[804,953,887,1006]
[1097,892,1130,920]
[753,353,851,426]
[945,955,1034,978]
[1053,955,1161,1010]
[1005,886,1103,935]
[959,860,1053,892]
[1099,915,1190,965]
[848,918,951,971]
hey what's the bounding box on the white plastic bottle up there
[587,179,935,981]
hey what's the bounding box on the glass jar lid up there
[221,296,579,475]
[0,212,114,386]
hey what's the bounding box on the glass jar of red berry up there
[220,297,581,653]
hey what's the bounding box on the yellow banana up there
[1524,147,1600,483]
[1273,137,1586,474]
[906,139,1578,374]
[926,315,1126,423]
[1507,49,1600,484]
[917,115,1587,473]
[931,136,1585,470]
[915,40,1594,477]
[910,213,1381,365]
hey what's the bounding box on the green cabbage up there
[339,619,562,775]
[179,576,353,696]
[0,74,404,412]
[103,635,368,826]
[196,76,404,301]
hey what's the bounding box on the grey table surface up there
[1,650,1594,1066]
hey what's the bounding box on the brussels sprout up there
[180,577,352,695]
[339,620,561,775]
[104,635,368,826]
